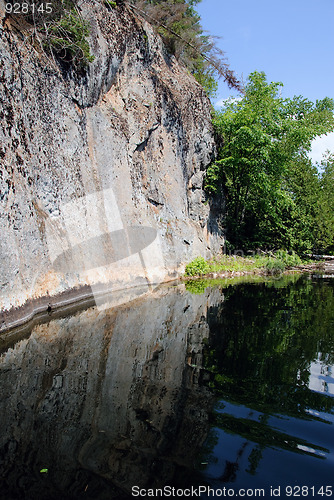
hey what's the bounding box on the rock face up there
[0,0,223,314]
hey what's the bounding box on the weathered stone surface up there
[0,0,223,313]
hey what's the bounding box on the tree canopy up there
[206,71,334,253]
[129,0,242,95]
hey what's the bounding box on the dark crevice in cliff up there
[134,123,160,152]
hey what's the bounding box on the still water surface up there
[0,274,333,499]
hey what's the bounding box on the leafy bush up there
[264,250,301,275]
[185,256,210,276]
[275,250,302,267]
[265,258,285,275]
[46,10,94,65]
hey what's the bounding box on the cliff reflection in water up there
[0,285,221,500]
[1,275,334,499]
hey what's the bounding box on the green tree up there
[319,153,334,253]
[129,0,241,95]
[206,71,334,251]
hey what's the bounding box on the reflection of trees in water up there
[219,442,248,483]
[201,276,334,479]
[246,444,263,476]
[204,276,334,417]
[1,277,333,494]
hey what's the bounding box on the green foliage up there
[184,252,305,279]
[46,9,94,65]
[276,250,301,266]
[17,0,94,68]
[192,65,218,99]
[185,279,210,294]
[208,254,262,273]
[265,251,302,274]
[105,0,117,7]
[129,0,241,95]
[265,258,285,275]
[185,256,210,276]
[206,71,334,252]
[202,276,334,419]
[319,153,334,253]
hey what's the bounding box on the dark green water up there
[0,274,333,499]
[198,274,334,497]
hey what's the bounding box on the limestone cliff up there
[0,0,223,319]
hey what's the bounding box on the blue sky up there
[195,0,334,163]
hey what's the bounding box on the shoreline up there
[182,261,327,282]
[0,280,172,339]
[0,261,331,345]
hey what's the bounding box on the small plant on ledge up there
[104,0,117,9]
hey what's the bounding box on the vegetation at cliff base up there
[184,251,306,278]
[206,71,334,254]
[185,256,210,276]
